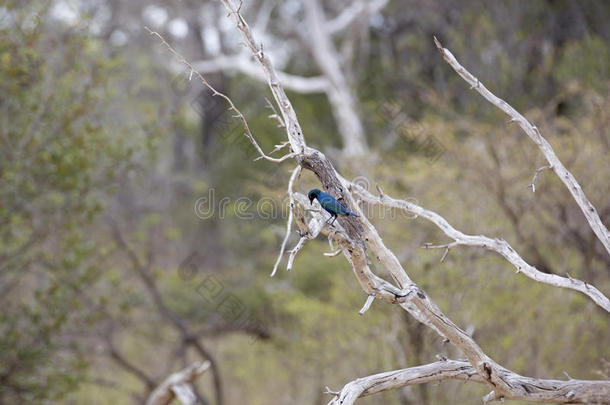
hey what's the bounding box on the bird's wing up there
[319,192,349,215]
[335,201,350,215]
[317,193,336,213]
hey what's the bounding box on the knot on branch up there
[480,362,495,386]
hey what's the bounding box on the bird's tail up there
[348,211,359,217]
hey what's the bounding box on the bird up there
[307,188,359,226]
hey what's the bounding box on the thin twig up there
[529,165,552,193]
[265,97,286,128]
[423,242,459,263]
[324,250,342,257]
[358,294,376,315]
[145,27,293,163]
[287,236,308,271]
[271,165,301,276]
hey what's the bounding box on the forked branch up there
[350,182,610,313]
[327,360,610,405]
[145,27,295,164]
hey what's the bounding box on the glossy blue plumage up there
[307,189,359,225]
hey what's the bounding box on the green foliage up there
[0,6,153,403]
[555,36,610,89]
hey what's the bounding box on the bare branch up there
[326,0,389,34]
[145,27,293,164]
[434,36,610,256]
[145,361,210,405]
[482,390,501,404]
[271,165,301,276]
[265,98,286,129]
[351,182,610,313]
[327,361,482,405]
[302,0,368,156]
[193,54,328,94]
[256,142,290,162]
[328,360,610,405]
[219,1,307,155]
[324,249,342,257]
[423,241,459,262]
[529,165,552,193]
[358,294,375,315]
[287,236,308,271]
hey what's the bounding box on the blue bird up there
[308,188,359,226]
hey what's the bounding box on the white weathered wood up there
[328,360,610,405]
[292,192,411,306]
[358,294,376,315]
[302,0,368,156]
[271,165,301,276]
[193,55,329,94]
[326,0,389,34]
[220,1,307,156]
[287,236,308,271]
[434,36,610,257]
[349,182,610,313]
[208,0,373,156]
[145,361,210,405]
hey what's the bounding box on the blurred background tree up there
[0,1,608,404]
[0,3,158,401]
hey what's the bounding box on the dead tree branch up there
[349,182,610,313]
[327,360,610,405]
[434,36,610,256]
[326,0,389,34]
[529,165,553,193]
[271,165,301,276]
[196,0,372,155]
[193,55,328,94]
[145,27,295,164]
[302,0,368,156]
[145,361,211,405]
